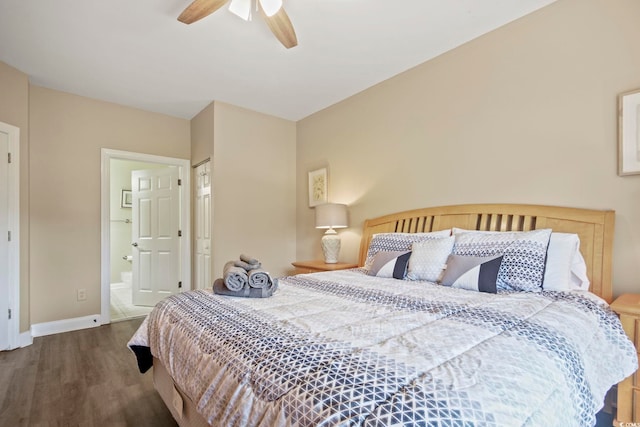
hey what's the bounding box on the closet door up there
[194,162,211,289]
[0,129,9,349]
[0,121,18,351]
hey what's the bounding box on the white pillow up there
[543,232,591,291]
[542,233,579,291]
[569,250,590,291]
[406,236,455,282]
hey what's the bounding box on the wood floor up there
[0,318,177,427]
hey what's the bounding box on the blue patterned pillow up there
[452,229,552,292]
[440,254,503,293]
[364,230,451,271]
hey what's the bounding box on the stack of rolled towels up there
[213,254,278,298]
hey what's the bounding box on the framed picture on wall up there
[308,168,328,207]
[121,189,132,208]
[618,88,640,176]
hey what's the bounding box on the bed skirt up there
[153,357,211,427]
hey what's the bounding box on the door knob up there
[132,242,138,247]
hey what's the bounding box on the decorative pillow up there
[364,230,451,270]
[440,254,504,293]
[452,228,552,292]
[406,236,455,282]
[368,251,411,279]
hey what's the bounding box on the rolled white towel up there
[223,261,248,292]
[234,254,262,271]
[213,278,277,298]
[240,254,260,265]
[234,259,262,271]
[248,269,272,289]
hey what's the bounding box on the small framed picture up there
[121,189,132,208]
[618,88,640,176]
[308,168,327,207]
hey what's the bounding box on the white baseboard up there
[31,314,102,338]
[19,331,33,348]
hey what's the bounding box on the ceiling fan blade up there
[178,0,229,24]
[262,7,298,49]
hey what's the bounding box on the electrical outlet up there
[77,288,87,301]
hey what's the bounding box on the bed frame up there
[154,203,616,426]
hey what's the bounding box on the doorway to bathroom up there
[100,149,191,324]
[109,159,164,321]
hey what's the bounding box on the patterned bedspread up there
[128,269,637,426]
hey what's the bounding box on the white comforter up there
[129,269,637,426]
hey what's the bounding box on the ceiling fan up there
[178,0,298,49]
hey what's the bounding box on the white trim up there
[19,331,33,347]
[1,121,20,350]
[100,149,191,325]
[31,314,101,338]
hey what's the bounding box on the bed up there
[129,203,638,426]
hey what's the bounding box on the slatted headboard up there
[358,204,615,302]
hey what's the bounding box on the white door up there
[195,162,211,289]
[131,167,181,306]
[0,122,19,350]
[0,130,9,349]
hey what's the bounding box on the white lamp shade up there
[228,0,251,20]
[259,0,283,17]
[315,203,348,229]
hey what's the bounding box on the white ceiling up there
[0,0,557,121]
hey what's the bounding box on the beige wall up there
[212,102,297,278]
[296,0,640,297]
[0,62,30,332]
[191,101,215,166]
[29,86,190,324]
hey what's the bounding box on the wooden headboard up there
[358,204,615,302]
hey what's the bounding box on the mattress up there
[129,269,637,426]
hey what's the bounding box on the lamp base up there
[321,230,341,264]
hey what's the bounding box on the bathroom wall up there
[109,159,165,283]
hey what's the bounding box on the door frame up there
[100,149,191,324]
[1,121,20,350]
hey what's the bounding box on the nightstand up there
[611,293,640,423]
[291,260,359,275]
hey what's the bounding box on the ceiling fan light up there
[229,0,252,21]
[259,0,283,17]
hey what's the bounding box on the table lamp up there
[315,203,348,263]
